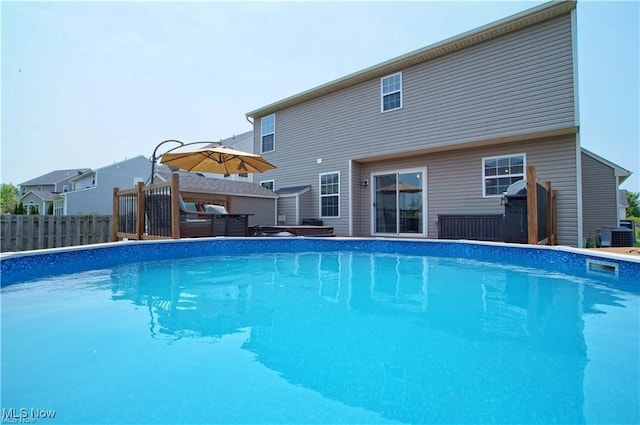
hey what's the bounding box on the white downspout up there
[348,160,353,236]
[572,7,584,247]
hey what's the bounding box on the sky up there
[1,0,638,192]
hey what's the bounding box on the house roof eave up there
[581,147,632,183]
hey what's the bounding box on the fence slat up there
[37,215,46,249]
[3,216,14,252]
[47,216,55,249]
[26,216,35,250]
[0,215,113,252]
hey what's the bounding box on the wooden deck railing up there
[436,166,556,246]
[113,173,182,240]
[437,214,505,241]
[526,165,557,245]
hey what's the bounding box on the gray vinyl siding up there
[252,12,577,241]
[228,196,276,226]
[299,191,313,224]
[581,153,618,242]
[358,134,579,246]
[255,14,574,157]
[22,184,55,193]
[65,157,149,215]
[277,192,315,225]
[277,198,297,225]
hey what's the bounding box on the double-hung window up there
[381,72,402,112]
[483,154,526,196]
[53,199,64,215]
[319,172,339,218]
[261,114,275,153]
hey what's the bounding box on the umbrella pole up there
[150,140,183,183]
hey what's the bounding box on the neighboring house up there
[581,149,631,240]
[19,190,58,215]
[618,190,629,220]
[244,0,630,247]
[154,168,278,226]
[59,156,151,215]
[19,168,90,195]
[18,169,89,215]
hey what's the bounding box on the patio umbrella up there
[160,145,277,175]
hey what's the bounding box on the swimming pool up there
[2,238,639,424]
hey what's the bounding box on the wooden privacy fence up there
[0,215,112,252]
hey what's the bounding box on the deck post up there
[136,182,145,240]
[545,181,553,245]
[112,187,120,242]
[170,173,180,239]
[550,189,558,245]
[526,165,538,244]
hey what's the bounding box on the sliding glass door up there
[373,169,425,236]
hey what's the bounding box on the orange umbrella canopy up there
[160,145,276,174]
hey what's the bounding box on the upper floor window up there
[483,153,526,197]
[261,114,275,153]
[260,180,274,191]
[381,72,402,112]
[320,172,340,218]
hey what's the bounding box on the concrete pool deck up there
[591,247,640,257]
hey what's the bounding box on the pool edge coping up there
[2,237,639,264]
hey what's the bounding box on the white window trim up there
[53,199,65,216]
[261,114,276,153]
[370,167,427,237]
[260,179,275,191]
[482,153,526,198]
[319,171,340,218]
[380,72,403,112]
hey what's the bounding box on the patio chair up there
[144,193,216,238]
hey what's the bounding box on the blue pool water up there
[1,238,639,424]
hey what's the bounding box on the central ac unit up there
[597,227,634,247]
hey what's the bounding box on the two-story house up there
[245,0,630,247]
[57,155,151,215]
[19,169,89,214]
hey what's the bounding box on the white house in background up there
[56,156,151,215]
